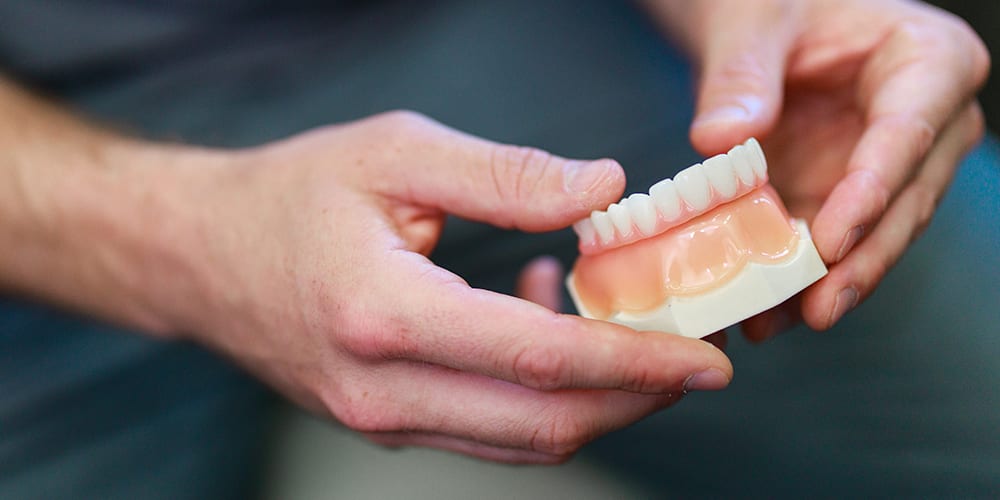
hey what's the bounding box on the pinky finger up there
[802,103,984,330]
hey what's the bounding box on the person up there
[0,0,995,497]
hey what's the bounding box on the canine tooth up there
[728,145,757,187]
[591,210,615,244]
[674,163,711,211]
[573,218,596,245]
[703,153,738,198]
[744,138,768,180]
[607,202,633,237]
[626,193,657,235]
[649,178,682,221]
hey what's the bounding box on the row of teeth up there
[574,138,768,249]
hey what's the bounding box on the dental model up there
[566,138,827,339]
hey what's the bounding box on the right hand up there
[175,111,733,463]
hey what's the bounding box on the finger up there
[702,331,728,352]
[688,2,800,155]
[355,255,733,394]
[740,296,802,343]
[362,111,626,232]
[346,362,681,456]
[515,256,564,311]
[802,103,984,330]
[809,18,990,264]
[365,431,564,464]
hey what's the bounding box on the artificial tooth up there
[607,202,634,237]
[674,163,712,211]
[702,153,738,198]
[744,138,768,180]
[728,145,757,187]
[591,210,615,244]
[649,178,682,221]
[573,218,597,245]
[626,193,658,235]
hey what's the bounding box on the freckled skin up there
[571,186,798,319]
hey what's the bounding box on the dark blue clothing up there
[1,1,998,497]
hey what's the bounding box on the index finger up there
[810,15,989,263]
[359,257,733,394]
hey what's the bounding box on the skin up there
[0,93,731,464]
[0,0,989,464]
[644,0,989,341]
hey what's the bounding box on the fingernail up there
[828,286,859,328]
[693,96,763,127]
[683,368,731,392]
[836,226,864,262]
[564,160,614,195]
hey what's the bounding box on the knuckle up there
[336,400,400,434]
[337,304,416,361]
[324,384,403,433]
[966,104,987,146]
[374,109,432,130]
[712,53,772,96]
[969,36,992,87]
[489,145,554,210]
[365,110,438,153]
[941,13,991,87]
[531,410,589,455]
[622,364,656,394]
[909,184,938,239]
[510,343,570,390]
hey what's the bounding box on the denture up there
[566,138,828,339]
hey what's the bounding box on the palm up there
[764,75,865,223]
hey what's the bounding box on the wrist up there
[0,129,233,337]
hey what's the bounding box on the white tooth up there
[591,210,615,244]
[649,178,682,221]
[674,163,712,211]
[728,145,757,187]
[607,202,633,237]
[626,193,657,235]
[744,137,768,180]
[573,218,596,245]
[702,153,738,198]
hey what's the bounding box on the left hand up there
[651,0,989,338]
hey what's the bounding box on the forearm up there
[0,78,223,336]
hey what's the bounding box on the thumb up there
[377,112,626,232]
[689,4,795,155]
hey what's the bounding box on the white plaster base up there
[567,219,828,339]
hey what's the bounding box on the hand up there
[182,111,732,463]
[669,0,989,338]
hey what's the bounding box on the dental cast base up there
[566,138,828,339]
